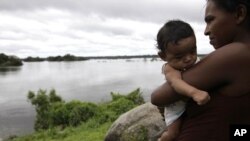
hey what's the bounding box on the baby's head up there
[157,20,197,70]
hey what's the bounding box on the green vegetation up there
[84,54,159,60]
[4,53,207,63]
[47,54,88,61]
[0,53,23,67]
[7,88,145,141]
[23,54,161,62]
[23,54,88,62]
[22,57,46,62]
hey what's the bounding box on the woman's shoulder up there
[196,42,249,77]
[205,42,250,61]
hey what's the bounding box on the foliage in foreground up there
[7,88,145,141]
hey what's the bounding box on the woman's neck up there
[234,28,250,44]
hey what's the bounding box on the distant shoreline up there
[21,54,208,62]
[84,54,207,59]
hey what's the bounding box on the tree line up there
[1,53,208,64]
[23,54,160,62]
[0,53,23,67]
[23,54,89,62]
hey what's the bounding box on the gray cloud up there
[0,0,212,58]
[72,21,134,36]
[0,0,206,23]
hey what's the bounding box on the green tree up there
[27,89,63,130]
[0,53,23,67]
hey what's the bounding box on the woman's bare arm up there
[151,43,247,106]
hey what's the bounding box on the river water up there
[0,58,165,139]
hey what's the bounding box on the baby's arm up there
[163,64,210,105]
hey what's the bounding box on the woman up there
[151,0,250,141]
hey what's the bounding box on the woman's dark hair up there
[209,0,249,12]
[208,0,250,25]
[156,20,194,53]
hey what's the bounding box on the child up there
[156,20,210,141]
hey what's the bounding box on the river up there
[0,58,165,139]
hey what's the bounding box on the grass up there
[9,121,112,141]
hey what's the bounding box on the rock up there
[105,102,166,141]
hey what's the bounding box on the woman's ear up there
[235,4,247,24]
[158,51,166,61]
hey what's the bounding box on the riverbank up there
[4,88,145,141]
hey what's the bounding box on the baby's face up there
[165,36,197,70]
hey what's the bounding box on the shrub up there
[107,98,135,116]
[102,88,145,122]
[126,88,145,105]
[26,88,145,136]
[27,89,64,130]
[67,101,98,126]
[28,90,52,130]
[110,88,145,105]
[50,102,69,127]
[27,90,99,130]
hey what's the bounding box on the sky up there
[0,0,214,58]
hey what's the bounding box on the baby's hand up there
[192,90,210,105]
[162,64,181,81]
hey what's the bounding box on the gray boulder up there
[105,102,166,141]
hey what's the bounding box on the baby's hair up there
[156,20,194,53]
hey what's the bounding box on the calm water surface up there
[0,58,165,139]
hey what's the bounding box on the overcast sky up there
[0,0,214,58]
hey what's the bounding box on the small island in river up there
[0,53,23,67]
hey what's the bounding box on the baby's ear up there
[158,51,166,61]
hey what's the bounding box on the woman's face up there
[204,0,237,49]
